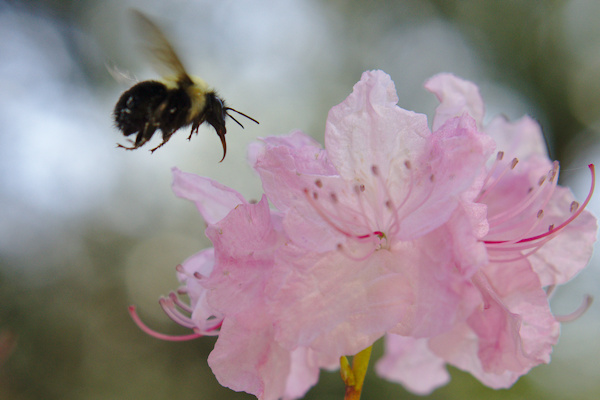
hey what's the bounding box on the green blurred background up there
[1,0,599,399]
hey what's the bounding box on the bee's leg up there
[188,116,205,140]
[187,125,197,141]
[150,130,174,153]
[149,140,168,153]
[116,141,136,150]
[117,123,157,150]
[117,133,145,150]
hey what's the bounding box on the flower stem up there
[340,346,373,400]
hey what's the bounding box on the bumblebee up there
[113,10,258,161]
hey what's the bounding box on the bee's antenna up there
[227,114,245,129]
[225,107,260,128]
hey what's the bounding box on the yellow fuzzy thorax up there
[162,75,212,122]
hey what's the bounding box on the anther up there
[550,161,559,178]
[315,179,323,188]
[570,201,579,213]
[536,210,544,219]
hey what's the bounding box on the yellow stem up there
[340,346,373,400]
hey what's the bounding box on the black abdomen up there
[113,80,192,147]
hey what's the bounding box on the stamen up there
[388,164,436,234]
[555,295,593,323]
[303,188,370,239]
[369,165,385,229]
[485,164,594,248]
[477,157,518,202]
[169,292,192,313]
[514,164,595,244]
[160,297,196,329]
[329,190,380,242]
[487,237,550,262]
[128,305,203,341]
[488,162,557,227]
[486,230,555,253]
[479,152,505,195]
[370,164,396,234]
[177,287,188,295]
[353,184,375,232]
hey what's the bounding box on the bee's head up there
[205,93,227,136]
[205,92,259,162]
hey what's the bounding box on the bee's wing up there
[131,10,193,85]
[105,59,139,86]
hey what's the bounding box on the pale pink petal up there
[376,335,450,395]
[177,248,215,282]
[388,227,482,338]
[203,195,281,316]
[325,70,431,183]
[283,347,322,400]
[446,203,489,277]
[248,130,324,166]
[251,131,337,214]
[485,115,548,160]
[425,73,485,131]
[272,248,409,358]
[208,315,291,400]
[272,227,481,360]
[429,259,560,388]
[172,167,246,225]
[472,261,559,374]
[396,114,495,240]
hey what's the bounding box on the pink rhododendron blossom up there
[251,71,493,359]
[130,71,596,399]
[377,73,597,393]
